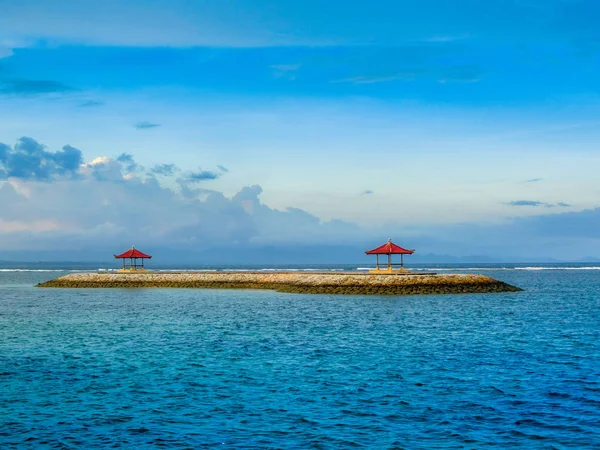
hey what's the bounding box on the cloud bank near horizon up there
[0,137,363,253]
[0,137,599,261]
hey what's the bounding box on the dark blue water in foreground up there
[1,265,599,448]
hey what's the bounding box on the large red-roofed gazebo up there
[365,239,414,273]
[114,245,152,272]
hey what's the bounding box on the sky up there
[1,0,599,262]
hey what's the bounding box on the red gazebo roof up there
[365,240,414,255]
[114,246,152,259]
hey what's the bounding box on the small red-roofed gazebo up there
[365,239,415,273]
[114,245,152,272]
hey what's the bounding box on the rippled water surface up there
[1,269,599,448]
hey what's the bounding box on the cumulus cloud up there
[0,139,363,256]
[233,185,263,202]
[134,121,160,129]
[83,156,127,182]
[0,138,366,253]
[0,136,597,261]
[0,137,83,181]
[116,153,142,173]
[175,167,222,199]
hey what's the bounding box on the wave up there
[0,269,72,272]
[427,267,600,271]
[221,268,346,272]
[358,266,600,272]
[4,266,600,273]
[154,269,218,272]
[514,266,600,271]
[356,267,506,272]
[98,268,348,273]
[416,268,508,271]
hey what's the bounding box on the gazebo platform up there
[369,267,413,274]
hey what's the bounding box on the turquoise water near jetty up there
[1,266,599,448]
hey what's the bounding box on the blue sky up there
[0,0,599,261]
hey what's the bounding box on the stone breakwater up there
[38,272,522,295]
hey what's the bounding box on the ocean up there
[1,264,599,448]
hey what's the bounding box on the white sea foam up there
[356,267,495,272]
[219,268,346,272]
[515,266,600,271]
[5,265,598,273]
[423,267,600,271]
[0,269,67,272]
[155,269,218,272]
[356,266,600,272]
[419,268,507,271]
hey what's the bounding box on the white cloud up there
[332,73,415,84]
[0,148,365,253]
[0,218,59,233]
[1,146,599,261]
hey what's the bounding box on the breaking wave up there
[221,268,347,272]
[0,269,73,272]
[358,266,600,272]
[3,266,600,273]
[514,266,600,271]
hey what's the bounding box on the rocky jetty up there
[38,272,522,295]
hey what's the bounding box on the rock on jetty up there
[38,272,522,295]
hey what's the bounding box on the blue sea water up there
[1,264,599,448]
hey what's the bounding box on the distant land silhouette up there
[0,246,598,266]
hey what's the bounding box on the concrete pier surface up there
[38,272,522,295]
